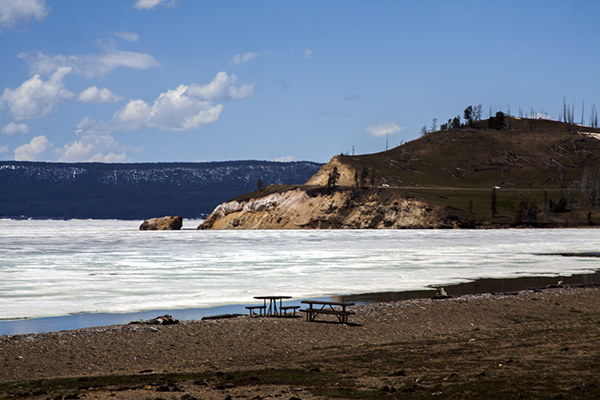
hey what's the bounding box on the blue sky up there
[1,0,599,163]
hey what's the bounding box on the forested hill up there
[0,160,323,220]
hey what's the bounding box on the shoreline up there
[2,268,599,336]
[1,285,600,398]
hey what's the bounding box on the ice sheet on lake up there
[1,219,599,319]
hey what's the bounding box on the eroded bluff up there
[198,187,451,230]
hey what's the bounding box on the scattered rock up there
[443,372,459,381]
[433,287,453,299]
[129,314,179,325]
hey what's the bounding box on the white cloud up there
[231,51,257,65]
[18,49,161,78]
[133,0,177,10]
[0,66,75,120]
[78,86,123,104]
[367,122,406,137]
[0,0,49,31]
[114,99,151,129]
[113,31,139,42]
[58,134,131,163]
[186,71,254,101]
[273,156,295,162]
[1,122,29,135]
[304,49,314,58]
[118,85,224,131]
[14,135,51,161]
[76,72,254,137]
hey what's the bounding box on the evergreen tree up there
[463,106,473,127]
[327,167,340,189]
[488,111,506,130]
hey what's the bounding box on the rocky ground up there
[1,286,600,399]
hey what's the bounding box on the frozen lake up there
[1,219,599,326]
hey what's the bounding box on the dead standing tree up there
[491,187,498,218]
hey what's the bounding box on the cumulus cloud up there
[113,31,139,42]
[231,51,257,65]
[1,122,29,135]
[133,0,177,10]
[75,72,254,138]
[78,86,123,104]
[186,71,255,101]
[367,122,406,137]
[58,134,131,163]
[14,135,51,161]
[117,85,224,131]
[0,66,75,120]
[0,0,49,31]
[304,49,313,58]
[18,49,161,78]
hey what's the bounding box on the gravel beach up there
[1,286,600,399]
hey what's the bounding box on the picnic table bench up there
[245,305,266,317]
[280,305,300,317]
[300,300,355,324]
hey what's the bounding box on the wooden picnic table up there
[252,295,293,317]
[300,300,355,324]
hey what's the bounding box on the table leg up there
[279,298,284,316]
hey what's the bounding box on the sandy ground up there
[1,286,600,399]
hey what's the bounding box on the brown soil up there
[2,286,600,399]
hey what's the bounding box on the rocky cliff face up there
[198,187,450,230]
[304,155,357,186]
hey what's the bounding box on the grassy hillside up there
[336,117,600,226]
[233,116,600,228]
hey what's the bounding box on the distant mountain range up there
[0,160,323,220]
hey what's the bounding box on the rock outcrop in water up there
[198,187,454,229]
[140,216,183,230]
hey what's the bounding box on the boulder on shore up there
[140,216,183,230]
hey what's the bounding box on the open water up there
[1,219,599,332]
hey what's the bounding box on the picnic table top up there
[254,295,292,300]
[301,300,354,307]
